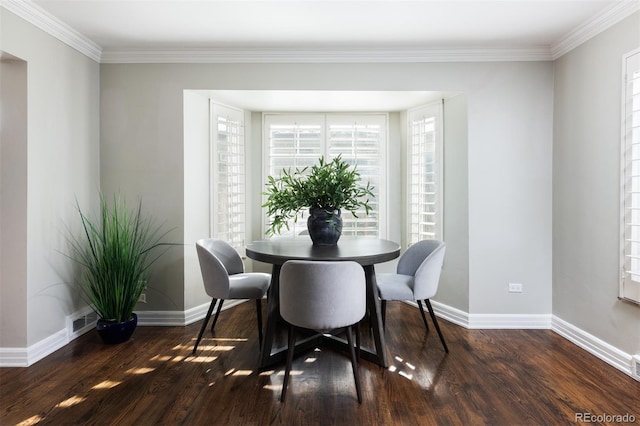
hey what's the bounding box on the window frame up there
[406,101,444,246]
[620,48,640,305]
[261,112,388,238]
[210,101,246,252]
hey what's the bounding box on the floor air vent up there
[67,308,98,340]
[633,355,640,382]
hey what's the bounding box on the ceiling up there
[32,0,628,54]
[17,0,637,110]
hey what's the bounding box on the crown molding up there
[0,0,102,62]
[3,0,636,65]
[100,46,553,64]
[551,0,640,60]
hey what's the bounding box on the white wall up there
[0,10,100,350]
[100,61,554,318]
[440,94,470,312]
[1,54,28,347]
[101,65,186,312]
[183,90,210,308]
[468,63,554,315]
[553,12,640,355]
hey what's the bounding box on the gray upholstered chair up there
[192,238,271,355]
[279,260,366,403]
[376,240,448,353]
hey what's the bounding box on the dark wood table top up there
[246,236,400,266]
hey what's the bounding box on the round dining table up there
[246,236,400,369]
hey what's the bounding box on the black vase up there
[307,207,343,245]
[96,313,138,344]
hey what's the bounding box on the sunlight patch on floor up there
[92,380,121,390]
[189,345,236,352]
[388,353,441,388]
[224,368,253,377]
[149,355,173,362]
[276,370,303,376]
[174,343,241,352]
[263,384,280,391]
[399,370,413,380]
[16,337,201,425]
[55,395,86,408]
[16,415,42,426]
[189,337,249,343]
[184,355,218,363]
[125,367,155,375]
[389,355,415,381]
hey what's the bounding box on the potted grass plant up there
[262,155,374,245]
[67,194,172,344]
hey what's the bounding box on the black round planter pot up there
[307,207,343,245]
[96,313,138,344]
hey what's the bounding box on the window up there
[263,113,387,237]
[621,49,640,304]
[407,102,443,245]
[211,102,245,252]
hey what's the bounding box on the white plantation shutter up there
[263,115,324,236]
[265,114,324,173]
[621,49,640,304]
[407,102,443,246]
[211,102,245,252]
[263,113,386,237]
[327,115,385,237]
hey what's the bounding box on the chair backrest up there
[397,240,446,300]
[279,260,366,330]
[196,239,245,299]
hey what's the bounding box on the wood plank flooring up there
[1,301,639,425]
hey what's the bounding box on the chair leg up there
[425,299,449,353]
[355,322,361,361]
[345,325,362,403]
[417,300,430,333]
[211,299,224,332]
[280,325,296,402]
[255,298,264,348]
[381,300,387,329]
[192,298,217,354]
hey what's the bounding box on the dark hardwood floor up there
[1,301,638,425]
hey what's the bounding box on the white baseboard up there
[0,300,242,367]
[405,300,637,380]
[0,329,68,367]
[136,299,245,326]
[551,315,636,380]
[3,300,637,381]
[405,300,553,329]
[0,347,29,367]
[415,300,470,328]
[467,313,552,329]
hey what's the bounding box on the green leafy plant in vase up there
[67,194,173,343]
[262,155,374,245]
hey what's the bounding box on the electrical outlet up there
[508,282,523,293]
[138,280,148,303]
